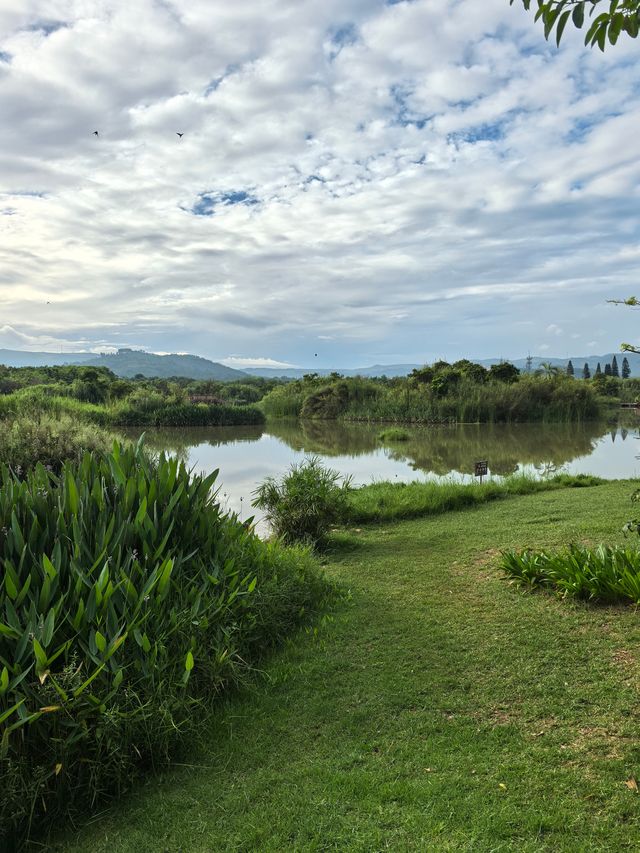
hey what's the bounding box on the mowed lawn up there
[56,481,640,852]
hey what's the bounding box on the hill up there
[81,350,248,380]
[0,349,96,367]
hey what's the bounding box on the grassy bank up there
[346,473,605,523]
[0,389,264,427]
[56,481,640,851]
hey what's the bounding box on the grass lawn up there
[55,481,640,852]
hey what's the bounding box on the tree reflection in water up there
[124,418,640,480]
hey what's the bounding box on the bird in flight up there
[176,132,184,138]
[93,131,99,136]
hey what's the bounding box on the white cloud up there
[0,0,638,365]
[221,356,297,368]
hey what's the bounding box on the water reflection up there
[124,417,640,509]
[265,419,607,477]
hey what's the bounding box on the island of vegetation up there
[260,358,639,423]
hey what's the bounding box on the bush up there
[0,444,333,848]
[253,456,352,546]
[0,414,117,473]
[501,544,640,603]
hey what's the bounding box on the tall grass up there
[346,474,604,523]
[260,375,603,424]
[0,444,333,848]
[0,389,264,427]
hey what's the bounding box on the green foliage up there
[377,428,411,442]
[346,473,604,523]
[0,445,332,847]
[253,457,352,546]
[511,1,640,50]
[501,543,640,602]
[260,364,599,424]
[0,414,116,473]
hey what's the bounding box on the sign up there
[474,460,488,479]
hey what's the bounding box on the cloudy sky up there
[1,0,639,369]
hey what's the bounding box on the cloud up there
[0,0,638,366]
[221,356,298,368]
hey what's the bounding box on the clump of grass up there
[346,473,604,523]
[378,427,411,442]
[253,456,352,546]
[501,543,640,603]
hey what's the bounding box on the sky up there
[1,0,640,370]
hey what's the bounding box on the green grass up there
[346,473,605,523]
[378,427,411,442]
[52,480,640,852]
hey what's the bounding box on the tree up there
[622,356,631,378]
[511,1,640,50]
[488,361,520,383]
[604,363,612,376]
[596,362,602,375]
[611,355,620,377]
[566,359,574,377]
[537,361,561,378]
[582,362,591,379]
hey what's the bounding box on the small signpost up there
[474,460,488,484]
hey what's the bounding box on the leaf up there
[572,1,585,28]
[185,650,194,672]
[55,763,63,776]
[95,631,107,654]
[33,638,48,670]
[65,468,79,515]
[42,609,55,648]
[625,778,638,791]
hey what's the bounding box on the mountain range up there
[0,348,637,380]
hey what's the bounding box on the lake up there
[128,418,640,532]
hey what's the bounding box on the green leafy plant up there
[0,442,332,847]
[501,543,640,602]
[511,1,640,50]
[253,457,352,546]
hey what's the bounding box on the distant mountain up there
[247,353,640,379]
[1,347,637,379]
[245,364,421,379]
[0,348,248,380]
[81,350,248,380]
[0,349,96,367]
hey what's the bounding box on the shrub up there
[253,456,352,546]
[0,414,117,473]
[0,444,333,847]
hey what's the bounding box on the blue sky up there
[0,0,639,369]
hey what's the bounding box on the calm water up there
[128,418,640,532]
